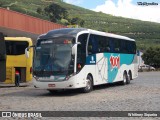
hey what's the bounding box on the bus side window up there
[88,35,98,55]
[114,39,121,53]
[127,41,136,54]
[121,40,128,53]
[133,42,136,54]
[109,38,114,53]
[98,39,103,52]
[104,37,110,52]
[98,36,110,53]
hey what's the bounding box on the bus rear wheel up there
[81,75,93,93]
[127,72,132,84]
[121,72,128,85]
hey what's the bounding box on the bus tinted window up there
[88,34,99,55]
[88,34,110,54]
[87,34,136,54]
[113,38,121,53]
[98,36,110,53]
[121,40,136,54]
[127,41,136,54]
[6,41,29,55]
[109,38,136,54]
[121,39,128,53]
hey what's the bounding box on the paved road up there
[0,72,160,118]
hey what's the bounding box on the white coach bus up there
[26,28,138,93]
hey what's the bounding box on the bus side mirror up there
[25,45,35,58]
[72,42,81,55]
[25,48,29,58]
[72,44,77,55]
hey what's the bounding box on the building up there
[0,8,66,42]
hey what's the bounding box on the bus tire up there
[81,75,93,93]
[121,72,128,85]
[127,72,132,84]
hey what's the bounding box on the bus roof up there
[88,29,135,41]
[39,28,134,41]
[4,37,32,41]
[39,28,87,39]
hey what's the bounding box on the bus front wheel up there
[81,75,93,93]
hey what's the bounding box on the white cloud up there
[93,0,160,23]
[63,0,83,5]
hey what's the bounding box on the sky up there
[63,0,160,23]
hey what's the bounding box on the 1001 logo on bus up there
[110,55,120,69]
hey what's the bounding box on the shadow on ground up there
[0,81,133,97]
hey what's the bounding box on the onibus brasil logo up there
[110,55,120,70]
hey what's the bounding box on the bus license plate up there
[48,84,55,87]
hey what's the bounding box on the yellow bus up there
[4,37,33,85]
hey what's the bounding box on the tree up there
[37,7,43,14]
[44,3,68,22]
[58,19,69,26]
[0,2,3,7]
[70,17,85,27]
[142,47,160,68]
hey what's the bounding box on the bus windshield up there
[34,37,74,78]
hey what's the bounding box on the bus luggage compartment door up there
[96,54,108,83]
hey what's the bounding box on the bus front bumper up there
[33,78,85,90]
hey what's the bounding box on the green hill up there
[0,0,160,50]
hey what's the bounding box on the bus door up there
[77,34,88,73]
[0,33,6,82]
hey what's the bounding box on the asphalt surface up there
[0,71,160,119]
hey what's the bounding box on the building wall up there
[0,8,66,35]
